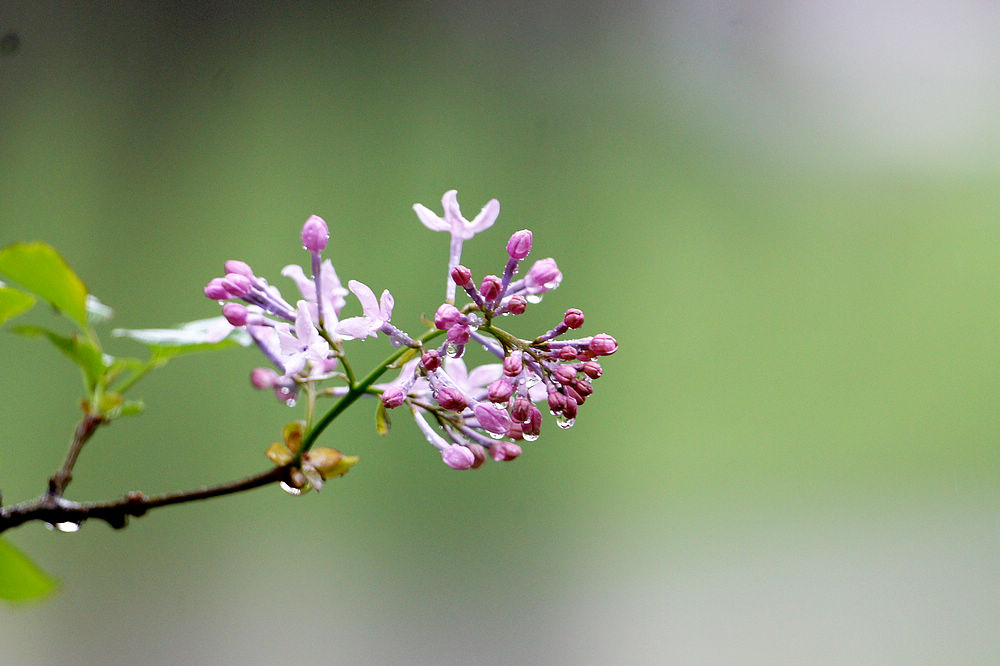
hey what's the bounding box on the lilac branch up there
[0,466,288,534]
[47,413,104,498]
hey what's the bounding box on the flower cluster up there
[204,190,617,480]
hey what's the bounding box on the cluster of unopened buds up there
[203,190,617,486]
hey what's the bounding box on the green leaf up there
[0,242,89,330]
[118,400,145,417]
[113,317,250,359]
[375,401,391,435]
[0,537,58,602]
[11,325,106,390]
[149,339,244,362]
[0,286,36,325]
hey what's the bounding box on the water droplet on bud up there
[555,415,576,429]
[487,430,504,440]
[526,294,542,305]
[522,432,539,442]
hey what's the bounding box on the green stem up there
[297,328,443,458]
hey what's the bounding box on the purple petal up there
[348,280,379,317]
[412,203,449,232]
[379,289,394,320]
[294,301,315,341]
[468,198,500,233]
[335,316,376,339]
[465,363,503,391]
[281,264,316,301]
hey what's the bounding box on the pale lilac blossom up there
[413,190,500,303]
[281,259,348,335]
[275,302,333,377]
[335,280,394,340]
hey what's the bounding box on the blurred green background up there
[2,2,999,664]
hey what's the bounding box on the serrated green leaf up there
[0,242,88,330]
[375,401,391,435]
[11,325,106,390]
[0,286,36,325]
[0,537,58,602]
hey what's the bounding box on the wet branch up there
[47,413,104,498]
[0,466,288,534]
[0,410,296,533]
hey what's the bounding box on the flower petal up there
[335,316,377,340]
[379,289,394,320]
[412,204,449,232]
[348,280,379,317]
[468,198,500,234]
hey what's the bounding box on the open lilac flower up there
[413,190,500,303]
[275,302,334,377]
[335,280,394,340]
[281,259,348,336]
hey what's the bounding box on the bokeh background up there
[2,2,1000,664]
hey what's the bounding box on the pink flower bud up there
[467,443,487,469]
[434,303,463,330]
[450,265,473,288]
[547,390,566,413]
[506,229,533,260]
[563,308,585,329]
[510,397,533,423]
[204,278,230,300]
[574,380,594,397]
[222,303,248,326]
[250,367,279,389]
[221,273,252,298]
[503,353,523,377]
[559,346,579,360]
[564,384,585,405]
[441,445,475,470]
[563,397,578,419]
[589,333,618,356]
[475,403,512,435]
[525,258,562,293]
[301,215,329,253]
[554,365,577,384]
[582,361,603,379]
[480,275,502,302]
[447,324,470,345]
[523,407,542,438]
[491,441,522,462]
[421,349,442,371]
[488,378,514,403]
[224,260,255,278]
[506,295,527,315]
[436,387,468,412]
[381,386,407,408]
